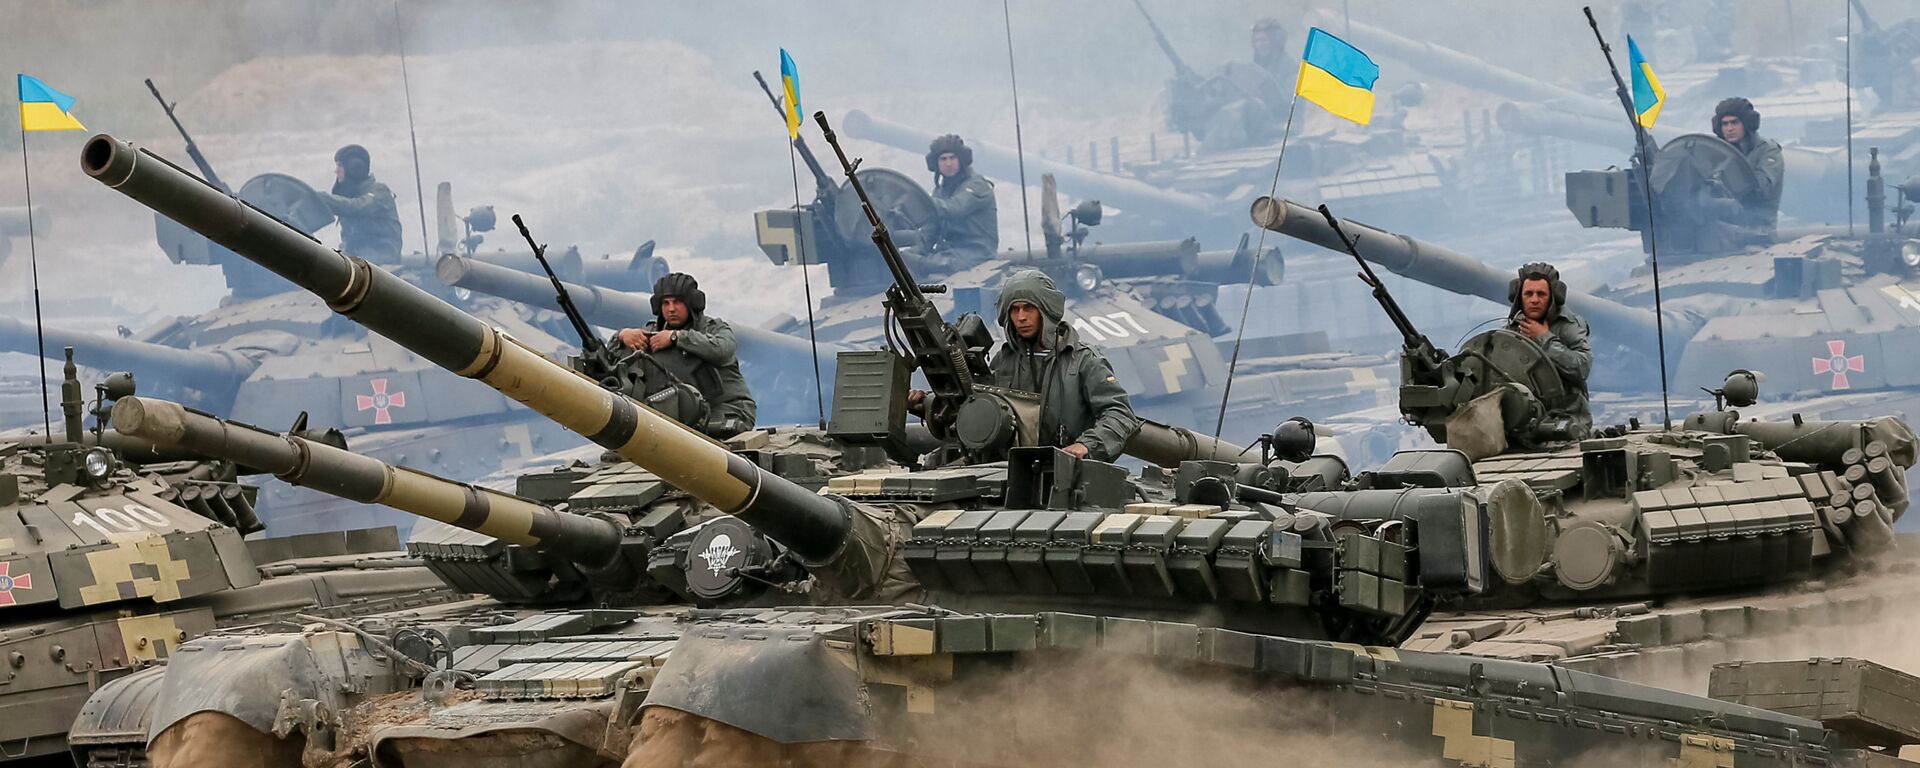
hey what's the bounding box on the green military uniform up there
[1506,309,1593,439]
[989,270,1139,461]
[1712,98,1785,235]
[615,273,755,439]
[901,134,996,275]
[323,145,402,263]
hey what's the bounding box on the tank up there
[737,152,1412,462]
[72,131,1920,768]
[0,349,457,763]
[1248,193,1920,696]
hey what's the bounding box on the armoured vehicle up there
[0,348,456,763]
[70,128,1920,768]
[0,84,688,535]
[738,95,1411,459]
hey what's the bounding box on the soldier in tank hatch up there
[895,134,997,276]
[614,273,756,439]
[1508,262,1591,439]
[321,144,402,263]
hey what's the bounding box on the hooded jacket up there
[324,173,403,262]
[988,270,1139,461]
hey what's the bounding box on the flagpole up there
[787,142,826,429]
[15,119,49,438]
[1213,87,1300,440]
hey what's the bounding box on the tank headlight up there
[83,448,112,480]
[1074,264,1102,292]
[1900,241,1920,269]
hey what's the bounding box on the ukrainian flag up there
[17,74,85,132]
[1296,28,1378,125]
[780,49,802,139]
[1628,36,1665,129]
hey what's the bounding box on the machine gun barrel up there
[111,396,625,567]
[0,314,253,395]
[1313,203,1443,369]
[1250,195,1680,355]
[82,134,868,576]
[143,78,228,193]
[1130,0,1199,83]
[512,214,601,355]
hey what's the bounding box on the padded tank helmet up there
[1507,262,1567,320]
[1712,97,1760,139]
[650,272,706,318]
[925,134,973,174]
[333,144,371,182]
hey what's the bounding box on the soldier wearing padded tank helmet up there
[614,273,756,439]
[1508,262,1591,438]
[895,134,997,275]
[1711,97,1785,234]
[321,144,402,262]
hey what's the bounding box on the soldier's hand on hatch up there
[1063,443,1090,459]
[617,328,650,350]
[647,330,676,352]
[1516,317,1549,339]
[906,389,927,416]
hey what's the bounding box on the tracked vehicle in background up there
[63,127,1920,767]
[0,350,454,763]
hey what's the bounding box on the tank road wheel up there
[148,711,303,768]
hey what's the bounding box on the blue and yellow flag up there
[780,49,802,139]
[1296,28,1378,125]
[1627,36,1665,129]
[17,74,85,132]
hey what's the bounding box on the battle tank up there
[0,86,686,536]
[1246,196,1920,699]
[736,92,1413,461]
[0,348,458,763]
[68,128,1920,767]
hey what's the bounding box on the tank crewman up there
[321,144,403,263]
[1508,262,1592,439]
[895,134,997,276]
[1167,18,1293,151]
[987,269,1139,461]
[614,273,757,439]
[1710,97,1785,235]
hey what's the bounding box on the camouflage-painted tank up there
[69,131,1920,767]
[1248,193,1920,697]
[0,349,457,763]
[732,135,1411,460]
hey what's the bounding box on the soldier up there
[1508,262,1592,439]
[985,269,1139,461]
[322,144,403,263]
[897,134,997,276]
[1710,97,1785,236]
[613,273,756,439]
[1166,18,1293,151]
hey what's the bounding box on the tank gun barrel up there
[1317,14,1616,122]
[110,396,625,567]
[841,110,1215,219]
[0,314,252,394]
[1250,195,1690,355]
[82,135,873,586]
[436,254,829,367]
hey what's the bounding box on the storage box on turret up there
[1709,657,1920,749]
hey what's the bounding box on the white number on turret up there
[1070,312,1150,342]
[71,504,171,537]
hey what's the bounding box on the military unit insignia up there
[356,377,408,425]
[0,562,33,607]
[1813,340,1866,390]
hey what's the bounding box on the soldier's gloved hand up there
[617,328,651,350]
